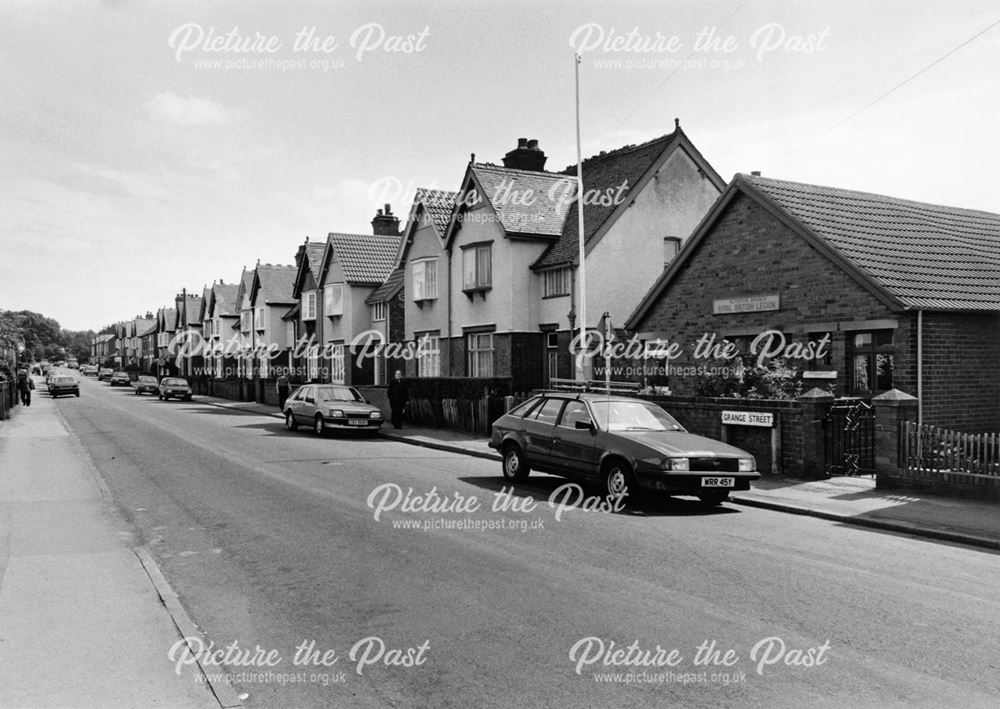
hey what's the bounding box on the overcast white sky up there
[2,0,999,332]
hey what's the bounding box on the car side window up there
[558,401,592,429]
[304,387,315,404]
[531,398,564,425]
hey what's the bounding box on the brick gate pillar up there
[871,388,919,489]
[798,388,835,479]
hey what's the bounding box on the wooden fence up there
[902,421,1000,477]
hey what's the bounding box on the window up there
[558,400,592,429]
[303,292,317,321]
[417,334,440,377]
[330,344,345,383]
[241,311,251,332]
[307,350,319,381]
[413,259,438,301]
[546,331,560,385]
[372,302,387,322]
[286,321,295,349]
[467,332,494,377]
[847,330,894,394]
[259,355,269,380]
[543,268,570,297]
[664,236,681,267]
[256,307,266,332]
[325,284,344,317]
[462,245,492,290]
[531,398,565,425]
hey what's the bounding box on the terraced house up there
[389,124,724,389]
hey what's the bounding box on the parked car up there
[97,368,114,381]
[158,377,193,401]
[134,375,159,396]
[489,392,760,506]
[109,371,131,386]
[48,374,80,398]
[283,384,383,436]
[67,360,80,369]
[80,364,99,376]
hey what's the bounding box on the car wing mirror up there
[575,420,596,432]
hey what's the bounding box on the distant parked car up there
[283,384,383,436]
[134,375,159,396]
[67,360,80,370]
[80,364,98,376]
[489,392,760,506]
[48,374,80,398]
[158,377,193,401]
[109,371,131,386]
[97,368,113,381]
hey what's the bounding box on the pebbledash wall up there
[630,192,1000,433]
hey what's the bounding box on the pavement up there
[0,378,221,709]
[198,392,1000,552]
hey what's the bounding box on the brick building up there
[626,174,1000,432]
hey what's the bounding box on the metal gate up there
[824,399,875,476]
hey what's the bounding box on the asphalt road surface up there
[54,376,1000,708]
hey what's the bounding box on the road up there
[51,376,1000,708]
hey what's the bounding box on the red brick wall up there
[632,193,904,396]
[920,312,1000,432]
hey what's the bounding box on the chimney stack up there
[371,203,400,236]
[502,137,547,171]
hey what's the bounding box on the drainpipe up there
[916,309,923,425]
[446,247,453,376]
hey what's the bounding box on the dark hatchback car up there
[489,392,759,506]
[109,371,132,386]
[134,375,159,396]
[158,377,193,401]
[283,384,383,436]
[48,374,80,398]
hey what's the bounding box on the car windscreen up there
[162,378,187,386]
[589,401,684,432]
[316,386,363,403]
[139,377,157,383]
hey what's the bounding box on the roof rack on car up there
[546,378,642,395]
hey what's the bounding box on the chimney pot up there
[751,170,761,176]
[384,203,391,214]
[517,137,528,148]
[502,138,548,171]
[527,139,539,150]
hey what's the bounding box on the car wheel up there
[134,389,139,395]
[285,411,298,431]
[314,415,326,436]
[185,395,192,401]
[698,491,729,507]
[75,392,80,397]
[602,459,634,501]
[501,444,530,482]
[158,393,164,401]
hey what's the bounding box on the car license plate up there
[701,477,735,488]
[348,419,367,426]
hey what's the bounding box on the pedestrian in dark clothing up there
[276,372,290,409]
[17,369,34,407]
[387,370,408,429]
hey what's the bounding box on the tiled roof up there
[414,188,458,237]
[135,319,156,336]
[211,283,240,316]
[253,264,297,305]
[743,174,1000,310]
[536,132,676,267]
[328,233,402,285]
[365,267,405,304]
[159,308,176,331]
[468,164,570,238]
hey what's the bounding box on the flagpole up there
[575,52,587,382]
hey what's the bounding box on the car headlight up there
[739,458,755,472]
[667,457,690,471]
[370,411,382,419]
[329,409,344,418]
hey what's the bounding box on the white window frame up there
[325,284,344,317]
[241,311,251,332]
[303,292,317,321]
[412,258,438,301]
[664,236,681,267]
[331,343,346,384]
[372,301,387,322]
[543,268,570,297]
[417,334,440,377]
[307,347,319,380]
[462,244,492,290]
[256,307,267,332]
[467,332,494,377]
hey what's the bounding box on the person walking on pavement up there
[387,369,409,429]
[276,371,290,409]
[16,368,34,407]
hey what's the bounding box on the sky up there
[2,0,999,332]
